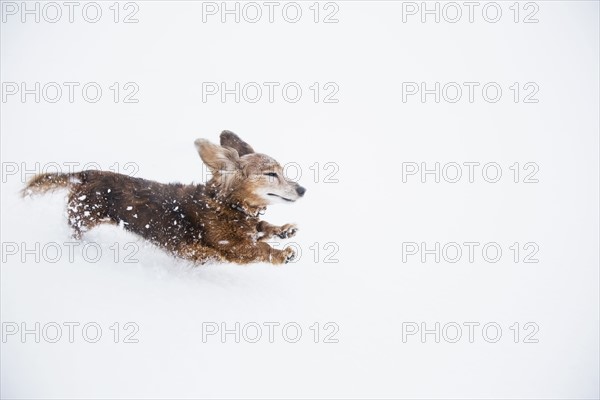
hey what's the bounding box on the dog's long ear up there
[195,139,240,173]
[220,130,255,156]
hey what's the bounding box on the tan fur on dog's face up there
[195,132,305,208]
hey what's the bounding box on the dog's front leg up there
[265,243,296,264]
[222,242,296,264]
[256,221,298,241]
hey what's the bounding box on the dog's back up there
[26,171,218,258]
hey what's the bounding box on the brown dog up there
[22,131,306,264]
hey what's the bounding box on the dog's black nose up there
[296,186,306,196]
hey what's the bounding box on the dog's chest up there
[182,200,258,242]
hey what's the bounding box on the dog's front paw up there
[273,247,296,264]
[283,247,297,263]
[277,224,298,239]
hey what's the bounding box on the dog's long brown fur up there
[22,131,305,265]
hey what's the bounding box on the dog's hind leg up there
[67,198,96,239]
[67,190,111,239]
[175,243,225,264]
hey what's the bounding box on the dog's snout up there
[296,186,306,197]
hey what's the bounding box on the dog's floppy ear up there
[195,139,240,173]
[220,130,255,156]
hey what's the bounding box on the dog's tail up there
[21,172,83,197]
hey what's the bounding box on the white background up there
[1,1,599,398]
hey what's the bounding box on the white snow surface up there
[1,2,599,399]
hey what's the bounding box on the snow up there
[1,2,599,399]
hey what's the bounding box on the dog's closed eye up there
[264,172,278,177]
